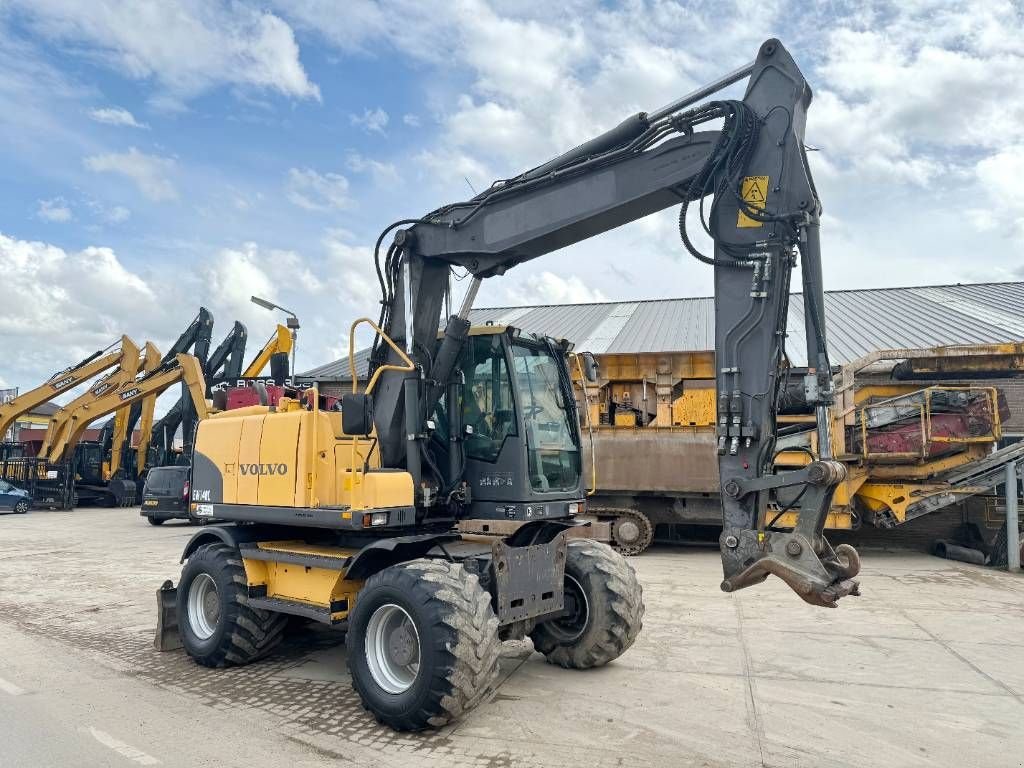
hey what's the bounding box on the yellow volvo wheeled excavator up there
[162,39,860,731]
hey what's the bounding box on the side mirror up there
[342,393,374,436]
[580,352,599,383]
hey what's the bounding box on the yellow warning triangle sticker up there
[738,175,769,228]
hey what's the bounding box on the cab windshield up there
[510,340,580,492]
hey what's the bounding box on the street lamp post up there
[250,296,300,383]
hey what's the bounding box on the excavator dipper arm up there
[372,39,858,606]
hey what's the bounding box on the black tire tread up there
[349,559,501,731]
[183,543,288,668]
[531,539,644,669]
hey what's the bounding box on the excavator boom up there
[49,355,208,464]
[370,39,858,606]
[241,323,292,378]
[0,338,131,442]
[105,342,162,479]
[39,337,144,458]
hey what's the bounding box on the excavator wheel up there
[346,558,501,731]
[176,543,287,668]
[602,508,654,556]
[530,539,644,669]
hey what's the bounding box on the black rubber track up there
[347,559,501,731]
[531,539,644,669]
[177,543,288,668]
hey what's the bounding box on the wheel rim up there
[365,604,421,694]
[547,574,590,643]
[15,502,27,513]
[187,573,221,640]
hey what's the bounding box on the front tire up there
[176,543,287,668]
[13,500,29,514]
[347,559,501,731]
[530,540,644,669]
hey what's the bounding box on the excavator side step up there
[245,594,350,625]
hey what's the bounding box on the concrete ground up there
[0,508,1022,768]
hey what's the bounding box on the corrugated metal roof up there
[302,281,1024,379]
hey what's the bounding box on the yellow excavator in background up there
[0,354,209,508]
[37,337,155,459]
[103,343,163,483]
[0,338,132,442]
[47,354,209,467]
[240,324,292,379]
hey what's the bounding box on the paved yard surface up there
[1,507,1022,767]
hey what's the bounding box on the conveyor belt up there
[938,442,1024,488]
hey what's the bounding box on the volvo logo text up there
[239,463,288,476]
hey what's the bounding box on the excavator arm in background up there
[104,342,162,480]
[144,319,247,471]
[112,308,215,474]
[49,354,208,464]
[207,321,248,383]
[241,323,292,378]
[0,338,132,442]
[39,337,144,458]
[370,39,858,607]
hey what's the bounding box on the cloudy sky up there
[2,0,1023,396]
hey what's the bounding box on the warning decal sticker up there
[737,175,769,228]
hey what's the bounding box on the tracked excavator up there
[39,339,162,506]
[0,336,158,507]
[163,39,860,731]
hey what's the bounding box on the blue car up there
[0,479,31,514]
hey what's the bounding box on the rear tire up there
[147,516,165,526]
[530,539,644,669]
[347,559,501,731]
[177,543,287,668]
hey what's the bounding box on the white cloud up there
[0,232,165,388]
[12,0,320,103]
[84,147,177,201]
[345,152,399,187]
[974,144,1024,238]
[105,205,131,223]
[503,272,607,306]
[0,230,381,388]
[37,197,72,222]
[88,106,148,129]
[203,235,379,371]
[285,167,351,211]
[402,113,421,127]
[350,107,389,135]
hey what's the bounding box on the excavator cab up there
[431,326,583,521]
